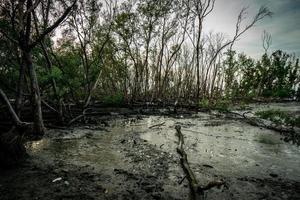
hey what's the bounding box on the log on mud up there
[175,125,225,200]
[149,122,166,129]
[227,111,300,145]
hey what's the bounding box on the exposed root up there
[0,128,27,168]
[68,114,84,126]
[0,89,35,168]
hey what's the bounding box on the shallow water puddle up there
[8,104,299,199]
[26,127,130,171]
[25,113,300,182]
[140,116,300,181]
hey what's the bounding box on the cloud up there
[202,0,300,58]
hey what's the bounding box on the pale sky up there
[203,0,300,58]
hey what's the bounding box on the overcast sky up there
[203,0,300,58]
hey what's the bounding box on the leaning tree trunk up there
[40,41,64,123]
[24,50,45,135]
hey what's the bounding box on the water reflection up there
[140,116,300,181]
[25,139,49,153]
[25,128,127,171]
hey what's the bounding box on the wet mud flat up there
[0,103,300,200]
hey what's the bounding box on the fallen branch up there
[149,122,166,129]
[67,108,92,126]
[228,111,297,134]
[175,125,225,200]
[178,175,186,185]
[42,100,59,114]
[67,114,84,126]
[45,124,69,130]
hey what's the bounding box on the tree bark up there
[0,89,24,127]
[15,59,26,116]
[24,50,45,135]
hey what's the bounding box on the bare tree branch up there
[29,0,77,48]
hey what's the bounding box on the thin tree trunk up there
[0,89,25,127]
[24,50,45,135]
[196,16,202,100]
[15,59,25,117]
[40,41,64,122]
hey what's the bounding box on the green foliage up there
[238,101,247,110]
[273,87,292,98]
[199,98,230,112]
[102,92,124,106]
[223,50,239,97]
[257,135,278,145]
[0,0,298,105]
[296,90,300,101]
[292,117,300,127]
[199,98,210,109]
[39,67,63,84]
[214,99,230,112]
[256,109,289,123]
[255,109,300,127]
[223,50,300,100]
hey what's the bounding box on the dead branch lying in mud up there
[228,111,293,132]
[149,122,166,129]
[67,108,93,126]
[175,125,225,200]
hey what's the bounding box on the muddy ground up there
[0,103,300,200]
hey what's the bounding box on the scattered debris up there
[269,173,278,178]
[202,164,214,168]
[178,176,186,185]
[52,177,63,183]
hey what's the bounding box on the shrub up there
[199,98,210,109]
[255,109,300,127]
[199,98,231,112]
[102,92,124,106]
[214,99,230,112]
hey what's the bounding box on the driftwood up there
[227,111,295,133]
[227,111,300,145]
[175,125,225,200]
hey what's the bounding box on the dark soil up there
[0,105,300,200]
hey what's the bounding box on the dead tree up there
[262,30,272,54]
[186,0,216,99]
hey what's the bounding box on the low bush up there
[255,109,300,127]
[102,92,124,106]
